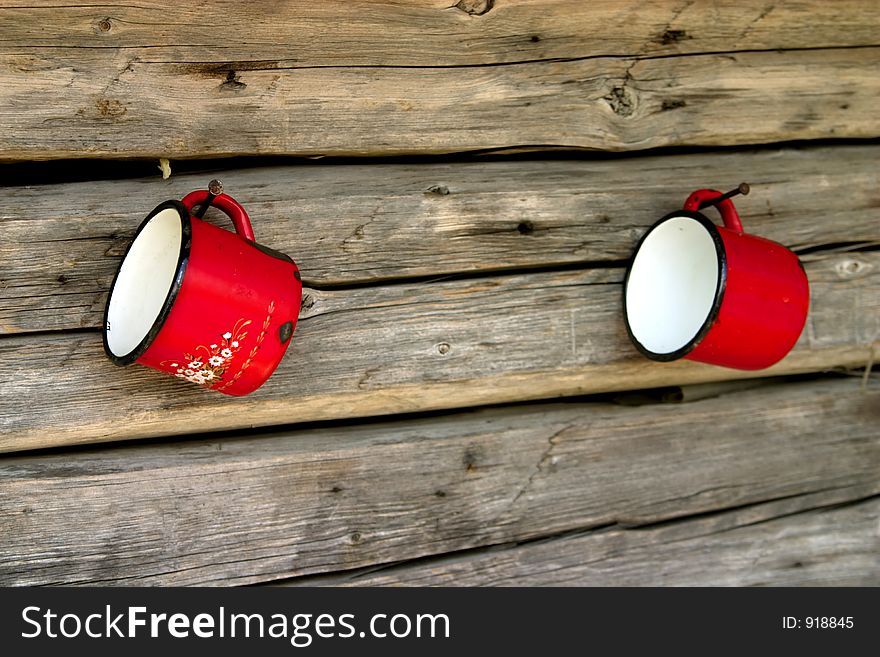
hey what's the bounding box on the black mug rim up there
[622,209,729,362]
[102,200,192,367]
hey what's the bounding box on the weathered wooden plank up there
[0,378,877,586]
[2,145,878,334]
[2,4,878,160]
[3,1,878,65]
[294,495,880,586]
[0,251,876,451]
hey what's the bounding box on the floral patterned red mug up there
[103,180,302,396]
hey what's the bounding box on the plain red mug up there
[623,186,809,370]
[103,181,302,395]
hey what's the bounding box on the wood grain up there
[2,144,879,334]
[3,1,878,65]
[294,495,880,586]
[1,0,878,159]
[2,0,877,589]
[0,377,877,586]
[0,250,876,452]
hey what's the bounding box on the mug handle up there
[181,190,256,241]
[683,189,744,235]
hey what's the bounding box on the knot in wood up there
[659,29,690,45]
[835,257,871,279]
[517,221,535,235]
[454,0,494,16]
[220,70,247,91]
[605,85,636,117]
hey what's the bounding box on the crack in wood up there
[740,3,777,40]
[273,488,880,586]
[508,423,573,508]
[147,43,880,71]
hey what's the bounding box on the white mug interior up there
[105,207,183,358]
[625,215,721,356]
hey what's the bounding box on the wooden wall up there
[0,0,877,585]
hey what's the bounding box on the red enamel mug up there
[623,185,809,370]
[103,181,302,395]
